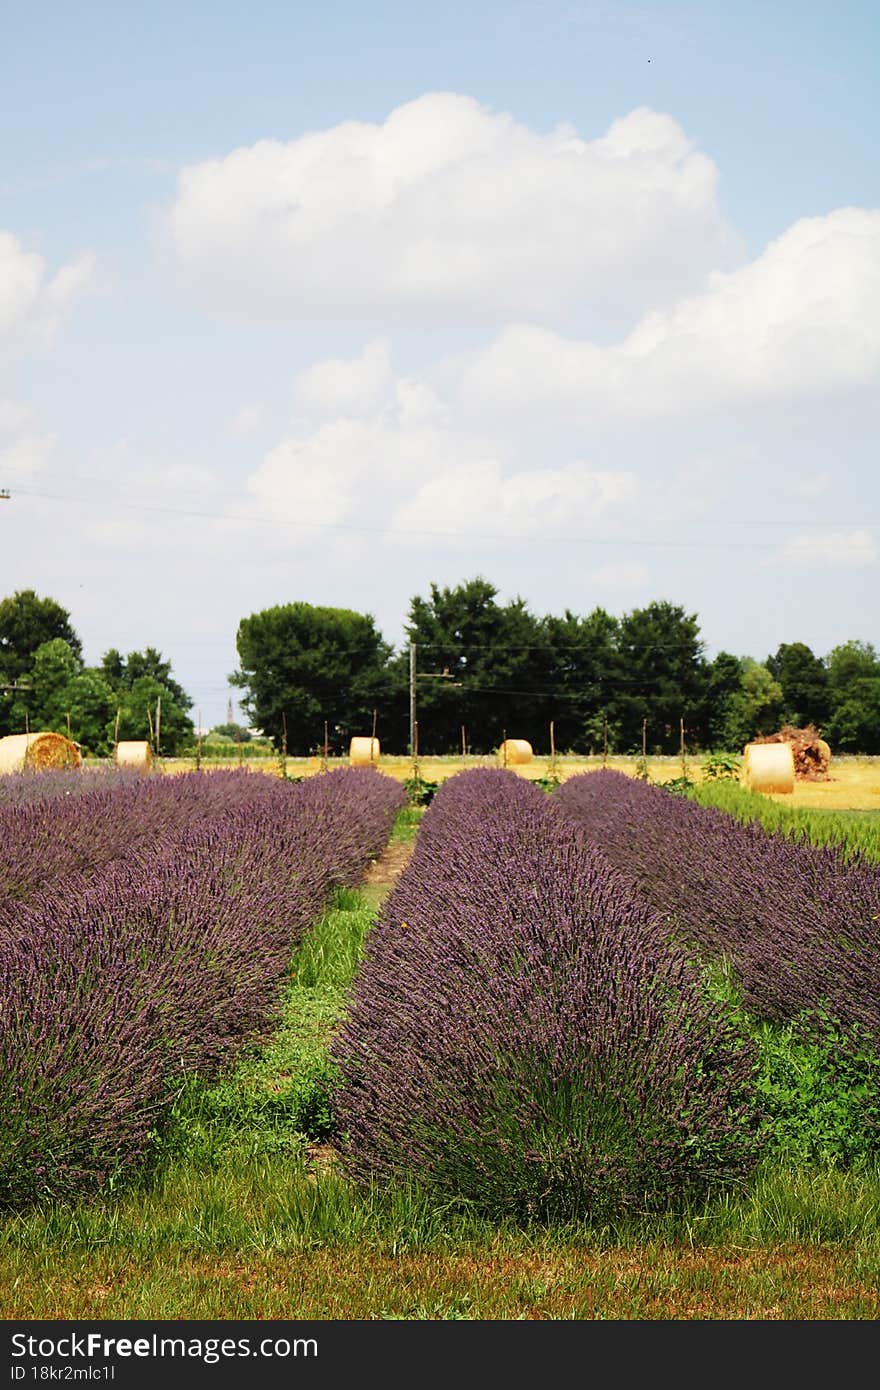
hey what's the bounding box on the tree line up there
[229,577,880,757]
[0,590,195,755]
[3,580,879,759]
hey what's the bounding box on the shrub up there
[332,769,762,1224]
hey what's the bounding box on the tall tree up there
[403,577,546,753]
[110,675,193,755]
[231,603,394,754]
[100,647,191,711]
[697,651,745,750]
[100,647,194,755]
[767,641,831,727]
[540,607,621,753]
[23,638,81,729]
[0,591,82,736]
[714,659,785,751]
[824,640,880,754]
[613,601,706,753]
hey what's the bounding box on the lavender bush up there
[0,765,147,807]
[0,767,307,907]
[332,769,761,1224]
[554,770,880,1046]
[0,767,405,1209]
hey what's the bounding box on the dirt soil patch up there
[361,838,415,888]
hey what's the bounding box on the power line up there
[9,485,877,551]
[7,466,875,528]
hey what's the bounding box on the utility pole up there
[409,643,461,758]
[409,642,417,758]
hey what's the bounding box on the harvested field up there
[155,752,880,811]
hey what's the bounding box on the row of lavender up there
[0,767,304,906]
[332,769,762,1223]
[0,767,406,1209]
[553,770,880,1046]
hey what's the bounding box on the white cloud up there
[792,473,831,499]
[0,231,94,358]
[457,208,880,417]
[162,94,738,325]
[392,459,637,544]
[0,231,94,498]
[774,529,877,568]
[242,343,638,550]
[0,428,56,482]
[293,338,395,416]
[228,402,270,436]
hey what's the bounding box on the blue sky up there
[1,1,877,730]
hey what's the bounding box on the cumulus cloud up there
[243,342,637,549]
[227,402,270,436]
[457,208,880,417]
[162,94,738,325]
[392,459,637,545]
[0,230,94,495]
[773,528,877,568]
[0,231,94,358]
[293,338,395,416]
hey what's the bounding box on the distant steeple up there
[226,698,234,726]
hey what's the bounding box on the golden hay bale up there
[349,736,379,767]
[0,732,81,774]
[114,740,153,770]
[742,742,795,794]
[499,738,533,766]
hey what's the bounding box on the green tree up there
[100,647,194,755]
[402,577,546,753]
[210,722,252,743]
[715,659,785,751]
[767,641,831,727]
[697,651,745,750]
[110,675,193,755]
[231,603,395,754]
[59,670,117,755]
[24,638,81,729]
[612,601,706,754]
[824,640,880,753]
[6,638,117,755]
[0,591,82,736]
[100,647,191,711]
[540,607,621,753]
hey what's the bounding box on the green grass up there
[688,779,880,861]
[2,801,879,1319]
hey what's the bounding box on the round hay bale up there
[114,740,153,770]
[349,736,379,767]
[499,738,533,766]
[742,741,795,794]
[0,731,81,774]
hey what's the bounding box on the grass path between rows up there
[2,803,879,1319]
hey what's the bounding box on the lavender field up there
[333,768,763,1221]
[554,770,880,1045]
[0,763,879,1317]
[0,766,406,1209]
